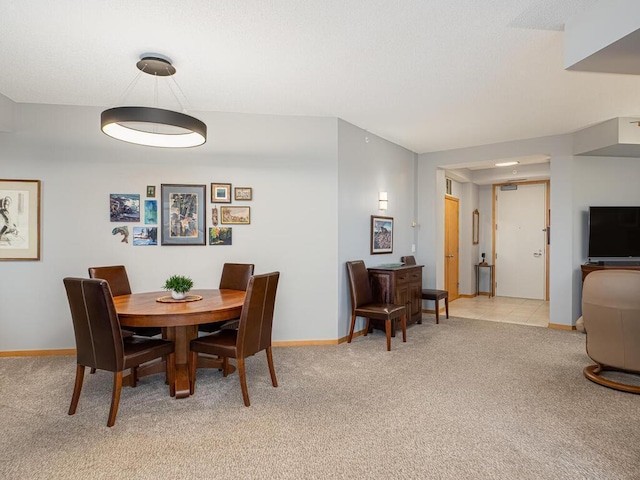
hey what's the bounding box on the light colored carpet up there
[1,316,639,480]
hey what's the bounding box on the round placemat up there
[156,294,203,303]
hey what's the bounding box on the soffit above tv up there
[573,117,640,157]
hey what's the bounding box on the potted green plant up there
[163,274,194,300]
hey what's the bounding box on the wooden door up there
[445,196,459,300]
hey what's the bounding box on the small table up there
[475,264,495,298]
[114,289,245,399]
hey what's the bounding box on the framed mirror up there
[472,209,479,245]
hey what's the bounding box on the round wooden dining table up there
[113,289,245,399]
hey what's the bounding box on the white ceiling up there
[2,0,639,154]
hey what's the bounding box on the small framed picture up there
[234,187,253,201]
[133,227,158,246]
[371,215,393,254]
[0,179,41,260]
[209,226,232,245]
[211,183,232,203]
[146,185,156,197]
[221,206,250,225]
[110,194,140,222]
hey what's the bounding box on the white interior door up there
[495,183,546,299]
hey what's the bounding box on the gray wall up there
[0,102,418,351]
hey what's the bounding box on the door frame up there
[492,180,550,301]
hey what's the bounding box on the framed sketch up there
[146,185,156,197]
[371,215,393,255]
[234,187,253,201]
[211,183,232,203]
[472,209,479,245]
[0,179,41,260]
[209,226,232,245]
[110,194,140,222]
[161,184,206,245]
[144,200,158,224]
[133,226,158,246]
[221,206,250,225]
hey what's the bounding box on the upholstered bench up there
[422,289,449,324]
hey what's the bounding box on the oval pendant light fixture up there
[101,56,207,148]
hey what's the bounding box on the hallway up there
[447,296,549,327]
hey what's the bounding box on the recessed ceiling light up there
[495,161,520,167]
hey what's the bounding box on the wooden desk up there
[475,264,495,297]
[114,289,245,399]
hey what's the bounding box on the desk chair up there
[401,255,449,324]
[64,277,175,427]
[190,272,280,406]
[346,260,407,351]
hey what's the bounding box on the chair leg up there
[364,318,370,336]
[434,299,440,324]
[266,346,278,388]
[68,364,85,415]
[445,297,449,319]
[90,367,96,374]
[107,371,123,428]
[130,365,138,388]
[222,357,230,377]
[401,313,407,343]
[167,352,176,397]
[237,357,250,407]
[348,314,357,343]
[385,319,392,351]
[189,350,198,395]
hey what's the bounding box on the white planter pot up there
[171,291,186,300]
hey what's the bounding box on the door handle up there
[446,254,454,258]
[533,250,542,257]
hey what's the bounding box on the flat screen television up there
[588,206,640,258]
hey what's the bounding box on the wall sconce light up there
[378,191,388,210]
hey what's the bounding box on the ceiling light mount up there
[101,55,207,148]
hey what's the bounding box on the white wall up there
[0,103,418,351]
[337,120,417,337]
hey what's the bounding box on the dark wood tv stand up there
[581,262,640,282]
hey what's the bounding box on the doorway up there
[445,195,459,301]
[493,181,549,300]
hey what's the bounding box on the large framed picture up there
[371,215,393,255]
[0,179,41,260]
[220,206,250,225]
[161,184,206,245]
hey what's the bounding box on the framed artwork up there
[144,200,157,224]
[221,206,250,225]
[0,179,41,260]
[209,226,232,245]
[472,209,479,245]
[133,226,158,246]
[211,183,232,203]
[371,215,393,254]
[146,185,156,197]
[110,193,140,222]
[161,184,206,245]
[234,187,253,201]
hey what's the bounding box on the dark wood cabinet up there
[367,265,423,334]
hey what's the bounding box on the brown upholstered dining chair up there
[63,277,176,427]
[199,263,255,333]
[346,260,407,351]
[189,271,280,406]
[582,270,640,394]
[88,265,162,338]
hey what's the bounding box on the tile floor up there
[445,295,549,327]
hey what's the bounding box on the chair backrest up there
[582,270,640,371]
[88,265,132,297]
[346,260,374,310]
[236,272,280,357]
[63,277,124,372]
[401,255,417,265]
[219,263,255,291]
